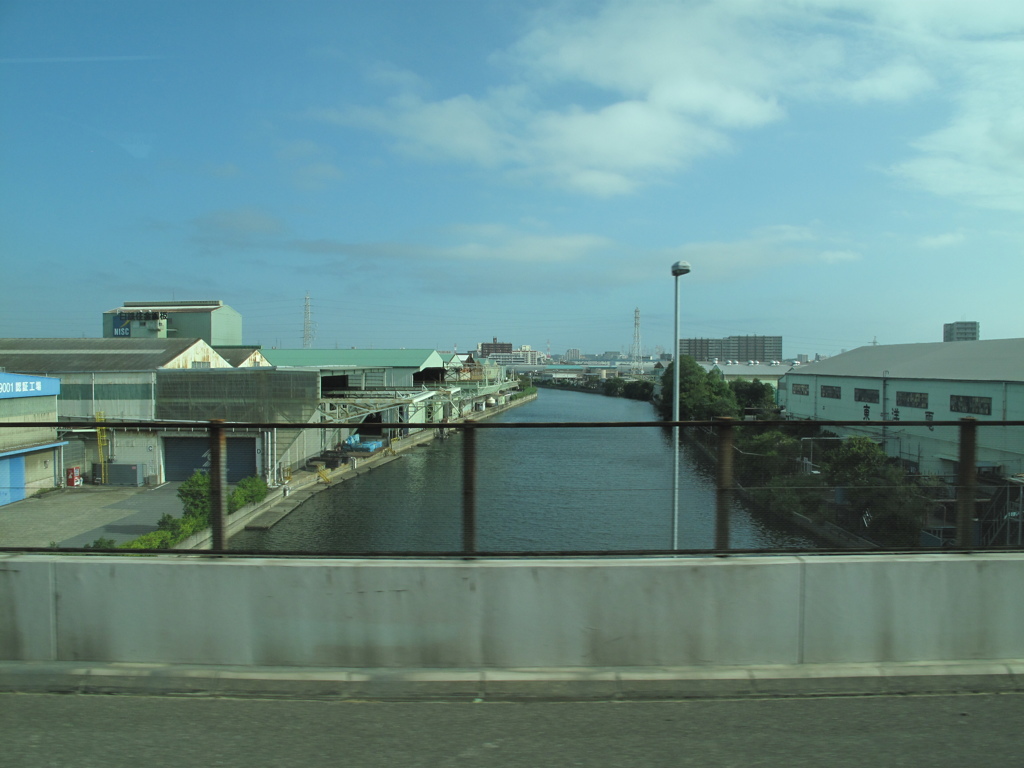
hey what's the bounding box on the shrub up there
[229,475,269,513]
[157,513,182,536]
[118,473,269,548]
[177,470,211,521]
[84,537,119,549]
[119,530,175,550]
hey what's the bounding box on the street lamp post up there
[671,261,690,550]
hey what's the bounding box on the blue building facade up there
[0,372,65,506]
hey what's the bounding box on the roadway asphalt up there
[3,689,1021,767]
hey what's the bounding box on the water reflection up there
[231,388,817,552]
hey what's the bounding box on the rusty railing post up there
[462,425,477,554]
[715,417,734,551]
[956,417,977,548]
[209,420,228,550]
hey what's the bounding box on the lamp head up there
[671,261,691,277]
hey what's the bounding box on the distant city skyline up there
[2,1,1021,358]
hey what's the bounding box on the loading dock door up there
[0,455,26,506]
[163,437,258,483]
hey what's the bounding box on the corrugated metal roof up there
[787,339,1024,382]
[104,301,228,314]
[213,347,266,366]
[712,362,791,377]
[0,338,205,373]
[262,348,445,370]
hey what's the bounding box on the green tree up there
[659,358,739,420]
[730,378,777,418]
[758,473,829,521]
[734,429,801,489]
[622,380,654,401]
[819,436,888,491]
[818,436,934,546]
[602,378,626,397]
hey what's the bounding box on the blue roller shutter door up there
[163,437,258,483]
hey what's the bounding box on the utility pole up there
[302,292,315,349]
[631,307,643,375]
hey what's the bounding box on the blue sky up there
[1,0,1021,359]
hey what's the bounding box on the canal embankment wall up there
[178,393,541,546]
[3,552,1023,669]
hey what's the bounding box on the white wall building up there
[487,348,543,366]
[777,339,1024,477]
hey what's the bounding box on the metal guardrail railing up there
[3,417,1023,555]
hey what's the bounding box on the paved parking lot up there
[0,483,182,548]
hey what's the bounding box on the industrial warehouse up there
[0,301,519,503]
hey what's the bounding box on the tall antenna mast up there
[631,307,643,375]
[302,292,316,349]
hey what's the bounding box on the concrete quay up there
[0,395,536,550]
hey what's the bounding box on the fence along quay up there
[7,416,1024,676]
[2,416,1021,556]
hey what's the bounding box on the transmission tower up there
[630,307,643,375]
[302,292,316,349]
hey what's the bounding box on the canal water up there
[230,388,817,553]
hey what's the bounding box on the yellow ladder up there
[95,412,109,485]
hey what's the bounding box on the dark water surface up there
[230,389,817,552]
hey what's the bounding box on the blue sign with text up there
[0,372,61,399]
[112,315,132,337]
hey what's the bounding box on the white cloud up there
[285,224,613,268]
[753,225,817,243]
[208,163,241,179]
[307,0,1024,204]
[292,162,344,191]
[314,91,519,168]
[441,226,613,263]
[191,208,288,252]
[917,231,965,248]
[276,139,345,191]
[194,208,285,238]
[665,225,860,280]
[278,140,327,161]
[818,250,861,263]
[892,80,1024,210]
[837,60,935,103]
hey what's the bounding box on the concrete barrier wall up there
[2,553,1023,668]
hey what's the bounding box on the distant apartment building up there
[476,337,514,358]
[488,348,543,366]
[679,335,783,362]
[944,321,980,342]
[564,348,582,362]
